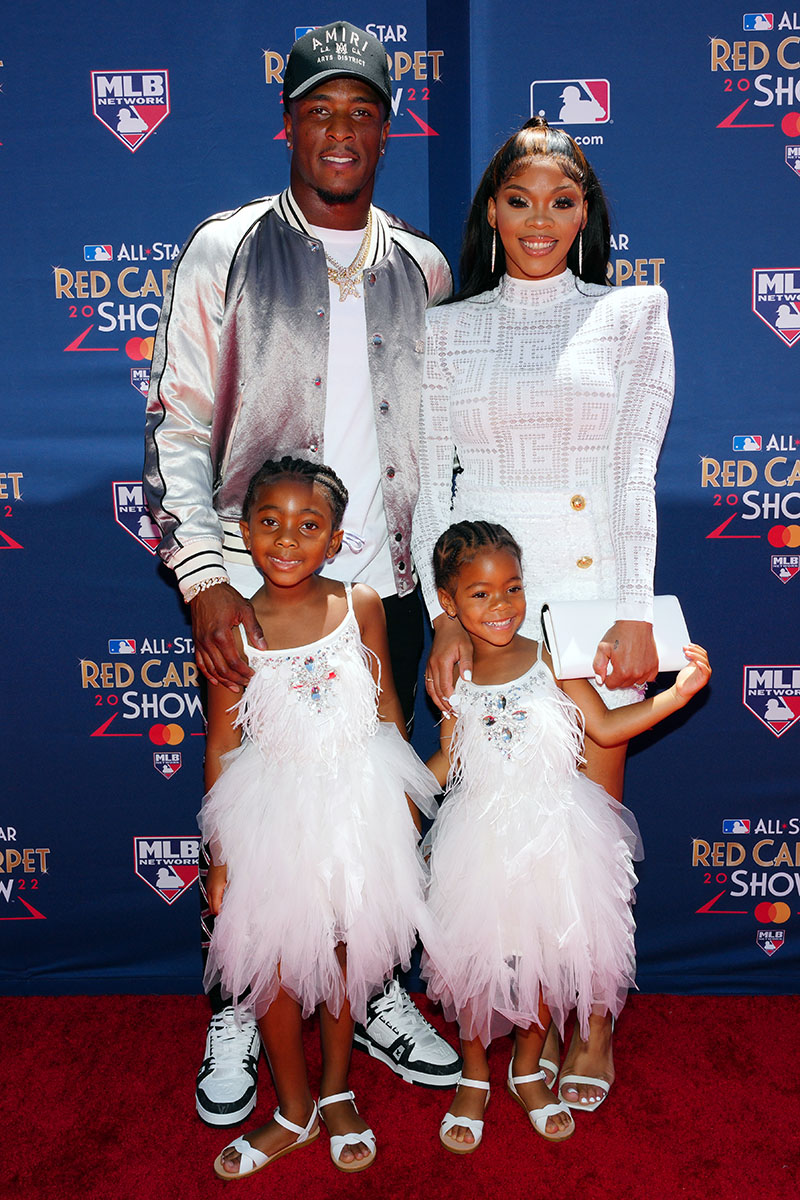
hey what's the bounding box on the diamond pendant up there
[332,273,361,302]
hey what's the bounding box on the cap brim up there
[288,68,391,108]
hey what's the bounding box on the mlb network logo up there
[112,481,160,554]
[91,70,170,152]
[752,270,800,346]
[531,79,610,125]
[743,14,773,30]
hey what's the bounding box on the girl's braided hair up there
[432,520,523,592]
[241,455,349,528]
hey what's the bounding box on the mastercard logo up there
[782,112,800,137]
[127,336,154,361]
[754,901,791,924]
[149,723,184,746]
[768,524,800,548]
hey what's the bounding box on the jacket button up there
[386,467,396,479]
[398,561,406,572]
[368,272,377,285]
[372,333,383,346]
[576,556,593,569]
[379,401,389,414]
[570,494,586,511]
[309,442,318,453]
[394,531,402,542]
[309,242,320,252]
[316,308,325,318]
[313,376,321,387]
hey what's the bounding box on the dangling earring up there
[490,227,496,274]
[578,230,584,276]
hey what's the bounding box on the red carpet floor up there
[3,992,798,1199]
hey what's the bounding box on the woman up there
[411,116,674,1126]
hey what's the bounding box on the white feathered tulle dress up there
[199,586,438,1023]
[422,645,642,1048]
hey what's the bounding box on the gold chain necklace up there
[324,209,373,302]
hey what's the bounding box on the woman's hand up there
[426,614,474,715]
[592,620,659,690]
[675,644,711,700]
[206,862,228,915]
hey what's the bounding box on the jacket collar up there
[276,187,388,267]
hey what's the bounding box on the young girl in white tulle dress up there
[423,520,710,1152]
[200,456,437,1181]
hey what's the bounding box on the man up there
[144,21,459,1129]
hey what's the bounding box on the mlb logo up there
[153,751,182,779]
[786,146,800,175]
[108,639,136,654]
[722,819,750,834]
[84,245,113,261]
[752,269,800,346]
[771,554,800,583]
[530,79,610,126]
[91,70,170,152]
[134,836,199,904]
[294,26,315,38]
[113,482,160,554]
[732,435,761,451]
[130,367,151,397]
[743,665,800,737]
[743,13,774,30]
[757,929,784,956]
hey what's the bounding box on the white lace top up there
[412,271,674,628]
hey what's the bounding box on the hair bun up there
[524,115,550,131]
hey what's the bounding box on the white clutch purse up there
[540,596,690,680]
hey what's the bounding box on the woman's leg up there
[559,736,628,1107]
[218,986,315,1175]
[318,944,373,1166]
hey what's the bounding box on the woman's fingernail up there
[462,669,472,681]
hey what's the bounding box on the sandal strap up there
[440,1111,485,1138]
[558,1074,610,1093]
[273,1102,317,1141]
[223,1136,269,1173]
[318,1090,356,1110]
[529,1100,573,1134]
[510,1069,546,1086]
[457,1076,491,1091]
[329,1126,376,1162]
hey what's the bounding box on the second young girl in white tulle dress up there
[423,520,710,1152]
[200,456,438,1181]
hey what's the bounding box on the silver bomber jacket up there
[143,188,452,597]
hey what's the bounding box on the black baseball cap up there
[283,21,392,110]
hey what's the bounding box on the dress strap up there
[344,581,354,615]
[536,639,544,663]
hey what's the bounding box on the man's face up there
[284,76,389,214]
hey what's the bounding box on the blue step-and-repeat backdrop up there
[3,1,799,997]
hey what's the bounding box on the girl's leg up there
[218,986,315,1175]
[318,944,373,1167]
[441,1034,490,1147]
[512,998,573,1137]
[559,736,627,1107]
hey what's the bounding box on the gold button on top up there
[570,494,586,511]
[576,556,593,569]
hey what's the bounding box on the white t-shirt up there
[309,223,395,597]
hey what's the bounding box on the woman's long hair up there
[452,116,611,301]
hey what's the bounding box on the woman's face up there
[487,157,587,282]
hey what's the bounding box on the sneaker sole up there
[352,1031,461,1089]
[196,1090,258,1127]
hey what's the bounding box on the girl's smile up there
[488,157,586,283]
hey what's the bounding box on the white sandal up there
[557,1073,611,1112]
[213,1103,319,1180]
[318,1090,376,1173]
[507,1062,575,1143]
[439,1076,491,1155]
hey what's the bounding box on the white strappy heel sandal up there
[439,1076,491,1154]
[507,1061,575,1143]
[213,1102,319,1180]
[318,1090,376,1173]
